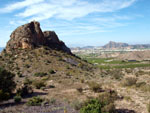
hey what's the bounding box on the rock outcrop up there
[6,21,72,54]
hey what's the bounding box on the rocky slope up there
[0,21,95,82]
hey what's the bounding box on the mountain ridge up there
[71,41,150,50]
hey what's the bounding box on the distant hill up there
[118,50,150,61]
[71,41,150,50]
[131,44,150,49]
[103,41,129,49]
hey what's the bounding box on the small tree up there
[0,67,16,101]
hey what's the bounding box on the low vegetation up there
[32,80,46,89]
[0,67,16,101]
[80,92,117,113]
[14,95,22,103]
[88,81,102,93]
[27,96,44,106]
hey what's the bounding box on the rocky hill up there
[0,21,94,80]
[6,21,71,54]
[103,41,129,49]
[1,21,150,113]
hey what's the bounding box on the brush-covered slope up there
[0,47,93,78]
[0,21,94,80]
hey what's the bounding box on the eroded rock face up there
[43,31,71,54]
[6,21,71,54]
[6,21,45,51]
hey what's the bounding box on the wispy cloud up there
[0,0,138,41]
[0,0,44,13]
[0,0,136,21]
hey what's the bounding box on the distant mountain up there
[131,44,150,49]
[103,41,129,49]
[71,41,150,50]
[102,41,150,49]
[82,46,95,49]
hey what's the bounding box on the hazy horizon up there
[0,0,150,47]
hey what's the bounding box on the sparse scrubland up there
[0,21,150,113]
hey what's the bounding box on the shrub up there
[76,87,83,93]
[71,100,83,110]
[16,84,33,97]
[80,91,116,113]
[24,64,30,68]
[122,77,137,86]
[33,80,46,89]
[34,72,47,77]
[0,90,10,101]
[140,84,150,92]
[0,67,16,101]
[111,69,123,80]
[98,92,117,109]
[14,95,22,103]
[136,82,146,87]
[88,81,102,93]
[24,77,32,85]
[27,96,44,106]
[80,99,101,113]
[49,69,55,74]
[49,98,56,104]
[80,79,85,83]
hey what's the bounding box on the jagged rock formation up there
[6,21,71,54]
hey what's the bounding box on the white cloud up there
[0,0,44,13]
[0,0,138,40]
[0,0,137,21]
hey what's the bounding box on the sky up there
[0,0,150,47]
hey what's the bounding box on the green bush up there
[80,92,116,113]
[88,81,102,93]
[0,67,16,101]
[24,77,32,85]
[33,80,46,89]
[49,69,55,74]
[14,95,22,103]
[27,96,44,106]
[0,90,10,101]
[16,84,33,97]
[34,72,47,77]
[80,99,101,113]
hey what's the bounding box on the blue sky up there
[0,0,150,47]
